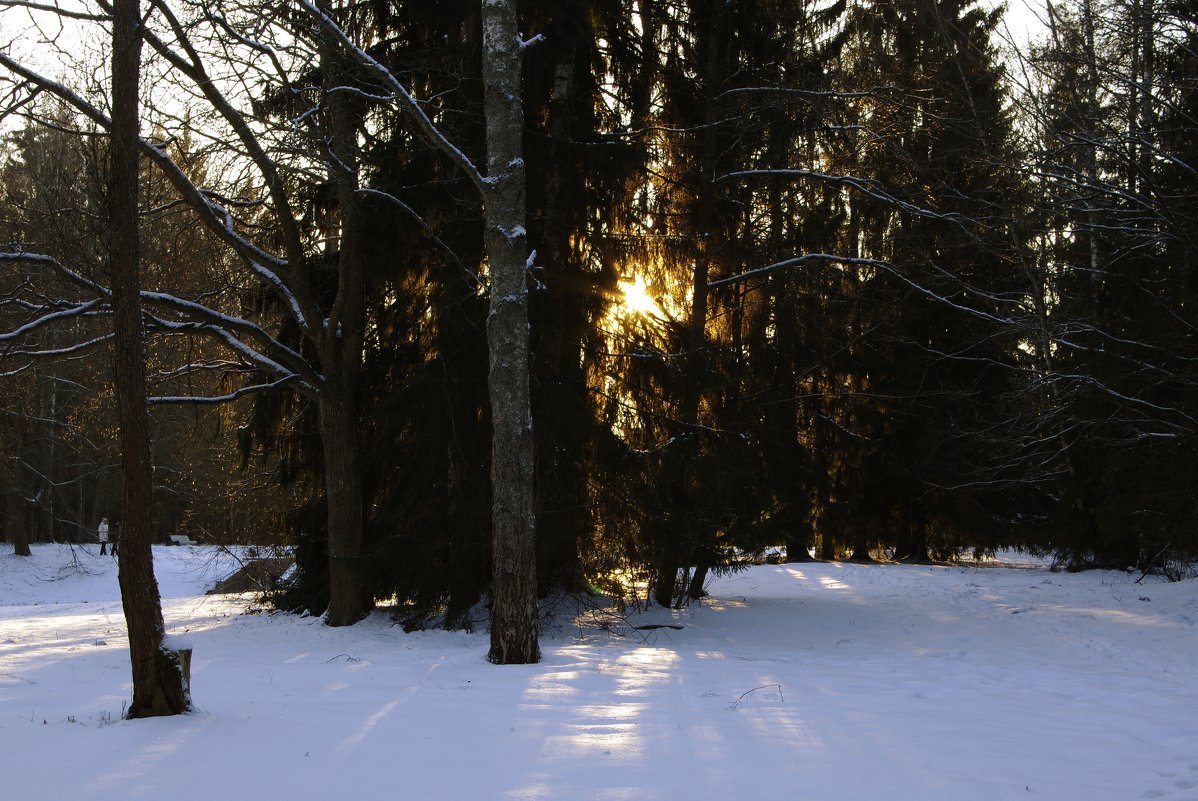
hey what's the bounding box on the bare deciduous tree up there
[109,0,190,718]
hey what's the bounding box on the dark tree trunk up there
[7,485,31,556]
[785,534,816,563]
[319,385,366,626]
[780,497,815,563]
[482,0,539,665]
[657,0,727,602]
[895,507,930,563]
[817,526,836,561]
[110,0,189,718]
[653,539,679,608]
[846,525,876,563]
[531,13,587,594]
[441,279,492,624]
[318,36,369,628]
[686,564,709,601]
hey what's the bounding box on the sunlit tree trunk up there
[110,0,190,718]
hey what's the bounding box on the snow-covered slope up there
[2,545,1196,801]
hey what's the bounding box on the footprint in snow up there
[1141,790,1168,798]
[1175,779,1198,790]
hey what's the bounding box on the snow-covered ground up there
[2,545,1196,801]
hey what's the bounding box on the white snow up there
[2,545,1196,800]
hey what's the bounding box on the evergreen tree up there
[1024,0,1198,568]
[834,0,1025,560]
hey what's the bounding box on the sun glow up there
[617,274,661,318]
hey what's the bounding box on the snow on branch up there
[717,85,900,102]
[148,315,319,398]
[0,295,101,340]
[142,293,318,387]
[0,251,107,295]
[709,250,1016,328]
[0,250,319,401]
[296,0,486,194]
[356,188,478,287]
[4,14,322,337]
[0,362,33,379]
[0,269,110,365]
[0,54,303,295]
[0,293,320,403]
[717,169,962,222]
[707,253,890,289]
[0,0,109,21]
[245,259,309,333]
[0,298,105,347]
[1,333,112,360]
[520,34,545,51]
[149,375,304,405]
[1040,371,1198,431]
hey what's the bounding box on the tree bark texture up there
[110,0,190,718]
[482,0,539,665]
[654,0,725,608]
[532,16,587,593]
[7,484,31,556]
[319,383,367,626]
[318,29,369,627]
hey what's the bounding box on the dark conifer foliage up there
[520,0,645,595]
[1021,0,1198,569]
[255,0,495,624]
[836,0,1027,561]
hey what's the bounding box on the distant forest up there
[1,0,1195,627]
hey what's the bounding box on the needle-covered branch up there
[295,0,487,194]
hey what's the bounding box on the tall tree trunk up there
[110,0,189,718]
[7,483,31,556]
[783,500,816,563]
[1078,0,1103,314]
[533,9,587,593]
[44,377,57,541]
[482,0,539,665]
[846,528,875,563]
[686,564,709,601]
[656,0,726,608]
[318,24,368,627]
[319,385,366,625]
[653,539,679,607]
[894,504,930,563]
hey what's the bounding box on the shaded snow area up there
[3,546,1197,801]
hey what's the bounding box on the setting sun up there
[617,274,661,318]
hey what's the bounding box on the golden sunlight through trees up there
[616,274,661,319]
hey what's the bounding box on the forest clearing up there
[3,544,1196,800]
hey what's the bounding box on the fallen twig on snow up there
[728,683,784,710]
